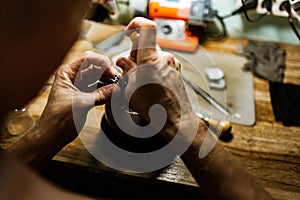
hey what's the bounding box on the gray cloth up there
[242,40,286,82]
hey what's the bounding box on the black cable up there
[243,9,268,22]
[280,1,300,41]
[207,0,300,42]
[218,0,256,18]
[206,0,260,41]
[241,0,268,22]
[219,13,234,19]
[206,13,227,41]
[204,0,272,41]
[288,17,300,41]
[218,0,268,23]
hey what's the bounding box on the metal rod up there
[182,76,230,116]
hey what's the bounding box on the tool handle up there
[205,118,232,136]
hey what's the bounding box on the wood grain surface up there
[1,37,299,200]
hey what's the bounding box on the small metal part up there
[195,112,232,137]
[205,66,226,90]
[118,74,128,90]
[88,80,104,88]
[88,75,120,88]
[205,66,224,81]
[156,19,186,40]
[98,74,120,88]
[208,79,226,90]
[106,74,120,84]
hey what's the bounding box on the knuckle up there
[165,52,174,59]
[134,17,157,28]
[102,56,111,64]
[140,54,159,64]
[95,88,107,101]
[174,58,182,72]
[166,53,175,62]
[83,50,93,57]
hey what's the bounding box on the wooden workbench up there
[1,36,299,199]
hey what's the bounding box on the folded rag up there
[243,40,286,82]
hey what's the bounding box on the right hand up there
[116,17,198,140]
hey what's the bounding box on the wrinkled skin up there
[41,51,120,144]
[115,17,273,200]
[2,0,122,167]
[0,3,273,197]
[116,17,194,140]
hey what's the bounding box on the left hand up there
[39,51,120,145]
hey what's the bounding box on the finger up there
[99,66,121,84]
[61,51,112,84]
[125,17,156,36]
[104,66,121,78]
[79,64,103,80]
[74,51,114,92]
[128,31,139,62]
[125,17,157,64]
[76,84,119,108]
[138,26,157,63]
[80,63,120,83]
[174,57,182,72]
[116,57,137,75]
[161,51,175,66]
[75,64,103,92]
[160,51,181,72]
[81,51,112,73]
[77,64,120,92]
[63,51,111,75]
[93,84,120,106]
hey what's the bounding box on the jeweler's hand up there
[116,17,195,141]
[115,18,273,200]
[7,51,120,167]
[41,51,120,144]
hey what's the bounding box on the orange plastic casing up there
[149,0,199,52]
[149,0,191,20]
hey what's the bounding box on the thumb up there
[116,57,137,75]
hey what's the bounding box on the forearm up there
[180,120,273,200]
[5,110,77,168]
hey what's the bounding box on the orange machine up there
[148,0,214,52]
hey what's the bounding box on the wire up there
[290,6,300,41]
[206,13,228,41]
[206,0,261,41]
[241,0,268,23]
[219,13,234,19]
[281,1,300,41]
[218,0,268,22]
[288,17,300,41]
[208,0,300,42]
[243,9,268,22]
